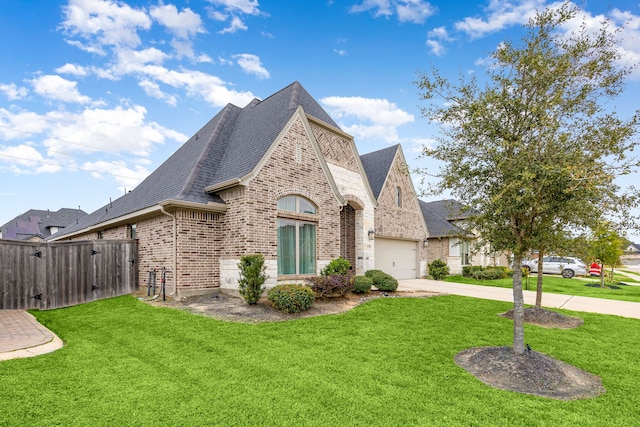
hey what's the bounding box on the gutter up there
[160,206,178,298]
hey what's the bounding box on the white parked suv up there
[522,256,587,278]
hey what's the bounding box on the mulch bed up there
[455,346,605,400]
[500,307,584,329]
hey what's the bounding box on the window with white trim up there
[277,195,317,275]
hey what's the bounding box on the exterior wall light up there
[368,228,375,240]
[423,237,429,247]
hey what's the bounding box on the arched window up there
[277,196,317,275]
[395,187,402,207]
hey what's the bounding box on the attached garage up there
[374,238,418,279]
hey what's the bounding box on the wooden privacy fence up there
[0,239,138,310]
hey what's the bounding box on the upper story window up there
[395,187,402,207]
[130,224,137,239]
[277,195,316,214]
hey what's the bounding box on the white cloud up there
[350,0,436,24]
[0,108,50,139]
[1,103,187,172]
[428,26,452,40]
[106,58,256,107]
[321,96,414,143]
[61,0,152,49]
[233,54,270,79]
[44,105,184,157]
[209,0,262,16]
[0,83,28,100]
[207,0,263,34]
[30,75,91,104]
[218,15,248,34]
[171,39,196,59]
[56,63,89,76]
[138,79,178,106]
[83,159,151,188]
[454,0,545,38]
[0,144,62,174]
[333,48,348,56]
[426,39,446,56]
[150,3,205,39]
[396,0,437,23]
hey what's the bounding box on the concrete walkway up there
[0,310,63,362]
[398,279,640,319]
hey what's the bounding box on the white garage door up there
[374,238,418,280]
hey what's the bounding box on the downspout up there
[160,206,178,298]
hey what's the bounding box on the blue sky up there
[1,0,639,238]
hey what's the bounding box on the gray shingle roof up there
[419,199,470,238]
[1,208,88,240]
[359,144,399,199]
[51,81,340,239]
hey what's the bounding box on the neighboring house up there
[419,199,508,274]
[50,82,428,297]
[624,243,640,254]
[1,208,88,241]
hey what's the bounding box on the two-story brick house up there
[51,82,428,297]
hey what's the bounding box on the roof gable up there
[419,199,470,238]
[359,144,400,200]
[51,81,344,239]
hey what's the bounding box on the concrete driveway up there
[398,279,640,319]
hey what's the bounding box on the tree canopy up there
[416,2,639,353]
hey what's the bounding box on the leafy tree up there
[416,3,639,354]
[590,224,624,286]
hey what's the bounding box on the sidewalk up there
[398,279,640,319]
[0,310,63,362]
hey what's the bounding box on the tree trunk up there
[512,253,526,354]
[600,263,605,287]
[535,250,544,309]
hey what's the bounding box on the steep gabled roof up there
[359,144,400,199]
[1,208,87,240]
[51,81,342,240]
[419,199,470,238]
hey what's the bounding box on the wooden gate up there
[0,240,138,310]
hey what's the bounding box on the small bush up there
[268,284,315,313]
[237,254,268,305]
[428,259,449,280]
[370,271,398,292]
[307,275,354,298]
[462,265,484,277]
[353,275,373,294]
[321,257,351,276]
[466,266,509,280]
[364,269,384,278]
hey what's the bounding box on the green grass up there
[446,275,640,303]
[1,295,639,426]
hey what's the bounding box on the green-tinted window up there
[277,196,317,275]
[277,195,316,214]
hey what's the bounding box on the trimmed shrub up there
[364,269,384,278]
[237,254,268,305]
[321,257,351,276]
[267,284,315,313]
[307,275,354,298]
[465,265,509,280]
[353,275,373,294]
[462,265,484,277]
[428,259,450,280]
[370,271,398,292]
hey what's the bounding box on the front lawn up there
[1,295,639,426]
[446,275,640,303]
